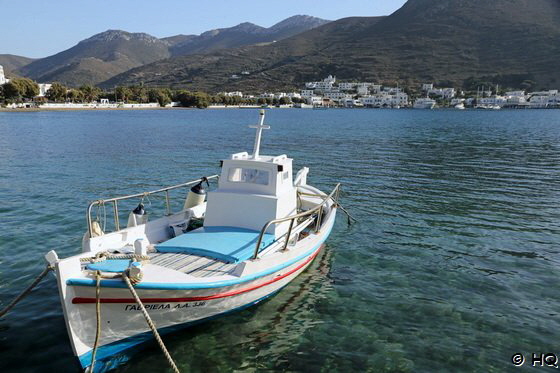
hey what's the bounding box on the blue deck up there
[156,226,275,263]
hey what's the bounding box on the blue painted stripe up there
[68,221,333,290]
[79,288,285,372]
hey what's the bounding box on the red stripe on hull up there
[72,246,322,304]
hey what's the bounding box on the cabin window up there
[228,168,270,185]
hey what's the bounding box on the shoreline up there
[1,105,558,113]
[0,105,284,112]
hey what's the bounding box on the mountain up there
[0,54,35,74]
[13,15,329,86]
[101,16,381,90]
[102,0,560,92]
[16,30,171,86]
[169,15,330,56]
[267,15,332,40]
[161,34,197,47]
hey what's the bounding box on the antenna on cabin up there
[249,109,270,160]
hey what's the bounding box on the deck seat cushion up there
[86,259,131,273]
[155,226,275,263]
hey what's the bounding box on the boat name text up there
[125,301,206,311]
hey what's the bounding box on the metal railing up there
[252,183,341,259]
[86,175,219,238]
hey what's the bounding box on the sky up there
[0,0,407,58]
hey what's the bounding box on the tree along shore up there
[0,80,301,109]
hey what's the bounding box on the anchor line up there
[122,272,180,373]
[0,265,52,318]
[88,271,102,373]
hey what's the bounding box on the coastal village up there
[222,75,560,110]
[1,66,559,110]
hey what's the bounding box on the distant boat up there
[454,103,465,110]
[475,104,501,110]
[413,98,436,109]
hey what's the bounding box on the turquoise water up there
[0,109,559,372]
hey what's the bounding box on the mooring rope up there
[336,203,357,225]
[0,265,52,318]
[80,252,151,264]
[87,271,102,373]
[122,273,180,373]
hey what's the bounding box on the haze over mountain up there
[103,0,560,92]
[12,15,329,86]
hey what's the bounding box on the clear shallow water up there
[0,108,559,372]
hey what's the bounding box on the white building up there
[383,87,403,94]
[422,83,434,91]
[428,87,456,99]
[38,83,53,97]
[479,95,507,107]
[342,99,363,108]
[357,86,369,95]
[324,92,351,102]
[361,92,409,108]
[219,91,244,97]
[259,93,275,99]
[309,96,323,106]
[0,65,6,85]
[529,91,560,108]
[370,84,382,94]
[305,75,336,91]
[504,91,527,106]
[301,90,314,99]
[287,92,301,100]
[338,82,357,91]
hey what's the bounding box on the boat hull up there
[55,208,336,372]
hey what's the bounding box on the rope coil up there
[80,252,151,264]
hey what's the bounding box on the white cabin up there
[204,112,297,238]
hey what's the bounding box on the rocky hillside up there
[169,15,330,56]
[16,30,171,86]
[102,0,560,92]
[0,54,35,75]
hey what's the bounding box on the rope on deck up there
[122,272,180,373]
[0,265,52,318]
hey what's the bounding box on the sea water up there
[0,108,559,372]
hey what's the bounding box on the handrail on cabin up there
[252,183,341,259]
[86,175,220,238]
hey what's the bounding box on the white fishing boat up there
[454,103,465,110]
[17,110,342,372]
[413,97,436,109]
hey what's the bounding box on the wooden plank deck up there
[149,252,237,277]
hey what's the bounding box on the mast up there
[249,109,270,160]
